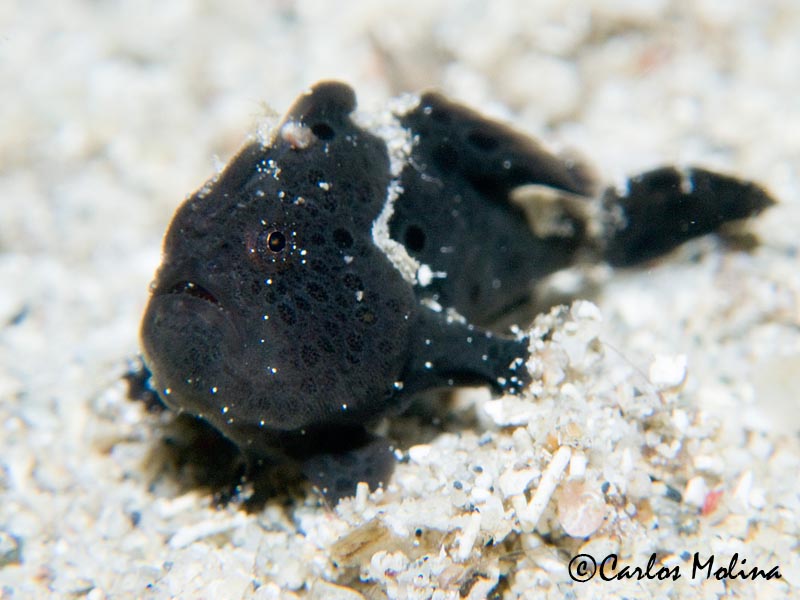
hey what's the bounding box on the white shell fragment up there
[683,475,710,508]
[557,480,607,538]
[648,353,688,389]
[498,467,539,498]
[168,514,248,549]
[518,446,571,533]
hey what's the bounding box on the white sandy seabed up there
[1,1,799,598]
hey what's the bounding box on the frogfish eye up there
[245,228,292,270]
[266,230,286,253]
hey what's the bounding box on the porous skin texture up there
[142,84,416,446]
